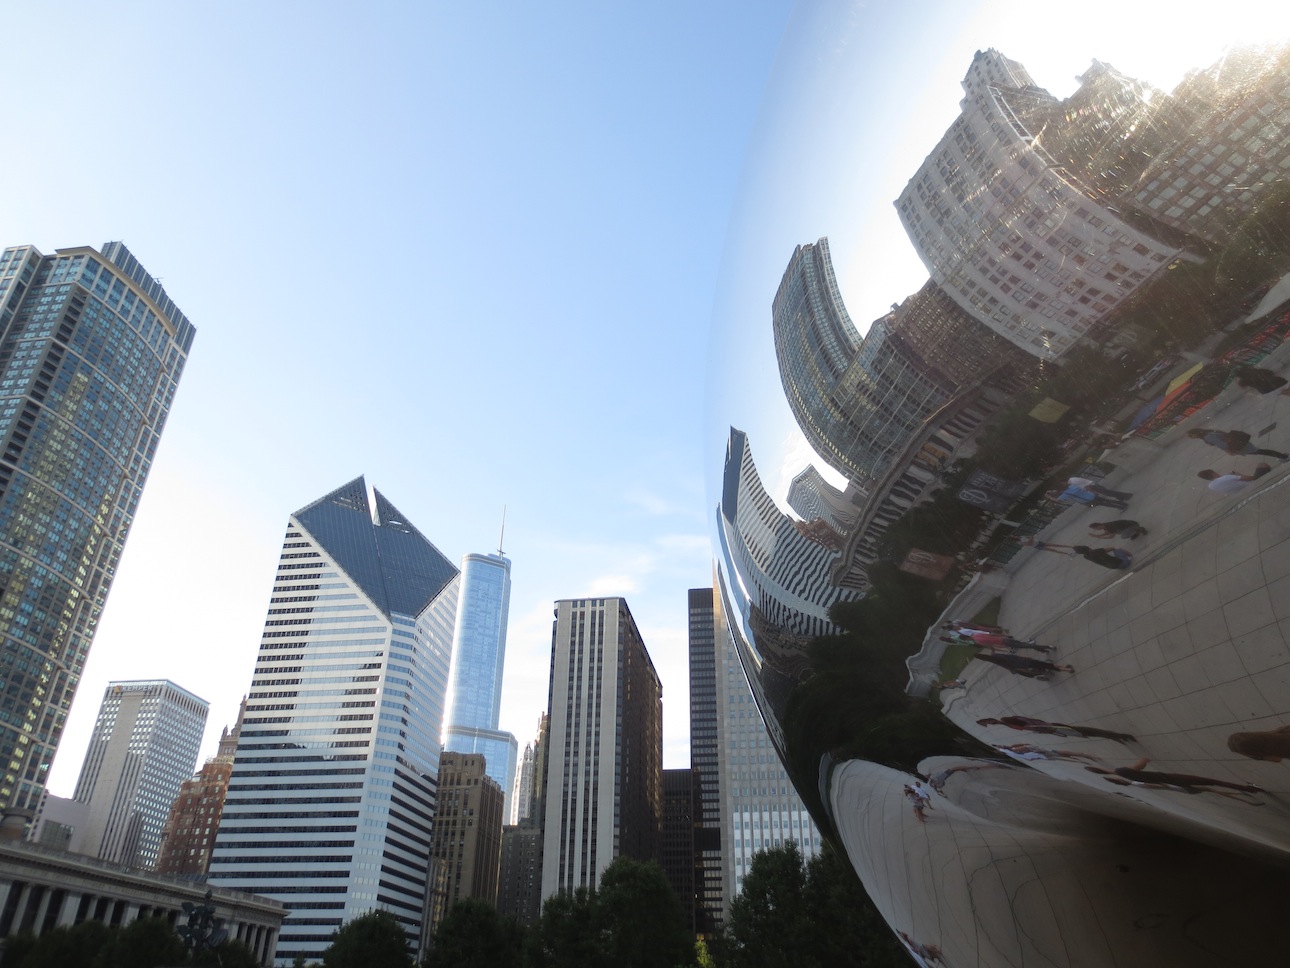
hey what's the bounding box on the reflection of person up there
[942,631,1053,654]
[1198,464,1272,493]
[977,716,1135,743]
[1071,545,1132,569]
[1186,428,1290,460]
[973,652,1074,678]
[996,743,1101,763]
[1234,364,1290,394]
[1045,485,1129,511]
[1068,476,1132,502]
[1088,519,1147,540]
[944,620,1008,635]
[1086,757,1264,795]
[903,784,931,823]
[1227,725,1290,762]
[897,932,946,966]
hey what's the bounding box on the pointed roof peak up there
[294,475,370,520]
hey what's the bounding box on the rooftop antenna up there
[497,506,507,557]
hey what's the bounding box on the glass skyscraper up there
[208,478,459,966]
[0,242,194,814]
[71,679,208,869]
[442,552,518,823]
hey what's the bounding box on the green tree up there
[321,910,413,968]
[529,887,607,968]
[803,847,906,968]
[423,898,524,968]
[726,844,816,968]
[8,920,112,968]
[188,938,263,968]
[725,844,906,968]
[596,857,692,968]
[97,916,188,968]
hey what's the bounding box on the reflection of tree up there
[781,565,988,827]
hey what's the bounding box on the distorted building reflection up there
[710,23,1290,967]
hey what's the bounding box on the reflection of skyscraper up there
[785,466,862,538]
[209,478,460,965]
[72,680,208,869]
[719,428,861,637]
[1127,44,1290,245]
[0,243,195,814]
[442,552,519,824]
[541,598,661,898]
[773,239,1002,488]
[895,49,1180,360]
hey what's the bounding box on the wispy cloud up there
[588,574,641,596]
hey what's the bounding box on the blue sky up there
[4,0,1287,794]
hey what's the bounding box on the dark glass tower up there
[0,243,195,814]
[688,587,723,934]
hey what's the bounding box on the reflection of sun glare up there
[750,0,1290,506]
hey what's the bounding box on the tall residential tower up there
[208,478,460,965]
[0,243,194,813]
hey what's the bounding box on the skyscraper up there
[208,478,460,965]
[71,680,208,869]
[0,242,195,814]
[441,551,519,823]
[541,598,662,899]
[155,698,246,878]
[513,740,535,824]
[710,590,821,907]
[660,768,698,934]
[497,713,549,924]
[687,587,723,936]
[427,752,504,908]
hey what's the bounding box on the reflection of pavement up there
[944,342,1290,857]
[831,757,1290,968]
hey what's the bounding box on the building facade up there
[497,714,548,923]
[540,598,662,899]
[427,752,503,910]
[773,240,1022,491]
[1125,42,1290,245]
[208,478,460,965]
[687,588,723,936]
[895,50,1180,360]
[719,428,862,637]
[442,552,518,824]
[660,768,697,934]
[710,589,821,907]
[155,700,246,878]
[0,243,195,814]
[70,680,208,870]
[0,837,282,964]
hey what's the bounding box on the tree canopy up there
[725,844,906,968]
[322,910,413,968]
